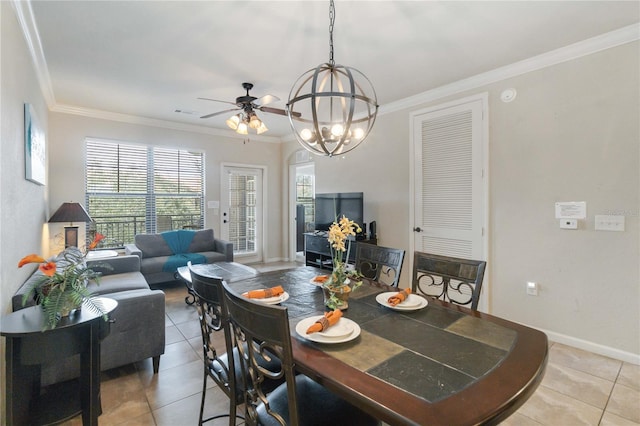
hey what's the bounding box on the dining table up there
[219,266,548,426]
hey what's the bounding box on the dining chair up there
[411,251,487,310]
[355,243,405,287]
[190,268,282,425]
[222,280,379,426]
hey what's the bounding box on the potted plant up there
[323,216,364,310]
[18,233,108,329]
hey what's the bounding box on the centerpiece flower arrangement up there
[323,216,364,309]
[18,233,108,329]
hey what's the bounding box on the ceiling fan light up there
[236,121,249,135]
[226,114,240,130]
[249,113,261,129]
[256,122,269,134]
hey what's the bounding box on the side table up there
[1,297,118,426]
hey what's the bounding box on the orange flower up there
[88,233,105,250]
[39,262,57,277]
[18,254,46,268]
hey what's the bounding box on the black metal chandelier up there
[286,0,378,157]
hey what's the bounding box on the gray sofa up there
[12,250,165,386]
[125,228,233,285]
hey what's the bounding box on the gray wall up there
[284,41,639,360]
[1,1,51,419]
[47,113,285,262]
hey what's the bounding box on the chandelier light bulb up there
[300,128,314,141]
[352,127,365,140]
[331,124,344,138]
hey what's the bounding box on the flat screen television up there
[314,192,364,232]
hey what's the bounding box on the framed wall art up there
[24,103,46,185]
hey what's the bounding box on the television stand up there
[304,233,377,271]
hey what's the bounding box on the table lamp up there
[48,202,93,248]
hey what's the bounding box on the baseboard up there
[541,328,640,365]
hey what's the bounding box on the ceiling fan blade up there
[200,107,240,119]
[260,106,302,118]
[253,94,279,107]
[197,97,237,106]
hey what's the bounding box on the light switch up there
[595,215,625,232]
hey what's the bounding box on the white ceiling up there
[23,1,640,139]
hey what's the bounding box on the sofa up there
[12,249,165,386]
[125,228,233,285]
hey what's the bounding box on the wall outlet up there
[526,282,538,296]
[560,219,578,229]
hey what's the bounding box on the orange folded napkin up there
[387,288,412,307]
[306,310,343,334]
[312,275,329,284]
[244,285,284,299]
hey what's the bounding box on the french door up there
[411,94,489,308]
[221,165,264,263]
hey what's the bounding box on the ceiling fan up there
[198,82,298,135]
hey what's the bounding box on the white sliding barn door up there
[411,94,488,306]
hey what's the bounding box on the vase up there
[322,281,352,310]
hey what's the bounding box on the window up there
[86,139,204,248]
[296,173,315,231]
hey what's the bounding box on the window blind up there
[85,139,204,248]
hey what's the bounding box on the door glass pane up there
[228,173,257,254]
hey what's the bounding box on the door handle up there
[413,227,422,232]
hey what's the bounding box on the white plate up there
[309,275,329,287]
[242,291,290,305]
[295,316,361,343]
[376,292,428,311]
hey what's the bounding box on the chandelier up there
[286,0,378,157]
[225,110,268,135]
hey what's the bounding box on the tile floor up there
[61,261,639,426]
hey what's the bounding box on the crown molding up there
[15,0,638,143]
[50,104,281,143]
[12,0,56,107]
[380,23,640,116]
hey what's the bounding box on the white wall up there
[285,42,639,361]
[0,1,51,420]
[47,113,285,263]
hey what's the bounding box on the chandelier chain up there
[328,0,335,66]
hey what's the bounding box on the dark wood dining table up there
[222,266,548,426]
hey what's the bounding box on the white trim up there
[220,163,268,264]
[381,23,640,117]
[52,104,281,143]
[11,0,56,107]
[15,0,639,144]
[409,93,490,311]
[542,328,640,366]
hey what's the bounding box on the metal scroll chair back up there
[355,243,405,287]
[411,252,487,310]
[222,281,379,426]
[190,268,241,426]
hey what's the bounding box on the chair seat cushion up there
[257,374,378,426]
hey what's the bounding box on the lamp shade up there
[48,202,92,223]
